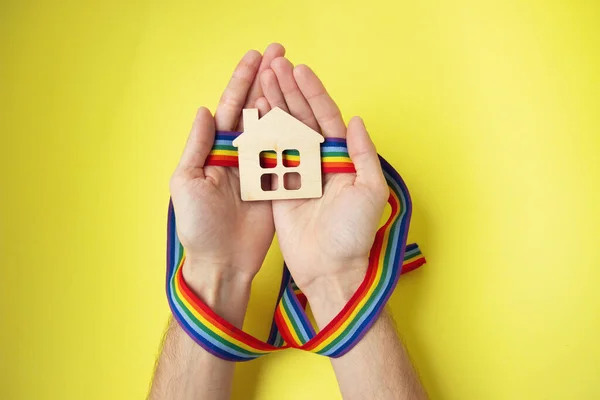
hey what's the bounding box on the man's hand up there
[150,44,285,400]
[169,46,284,321]
[258,58,389,321]
[258,58,427,400]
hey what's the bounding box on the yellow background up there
[1,0,599,399]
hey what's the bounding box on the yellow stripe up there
[321,156,352,162]
[277,302,303,346]
[173,258,270,354]
[210,149,238,157]
[310,194,401,352]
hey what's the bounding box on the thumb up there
[346,117,385,189]
[178,107,216,170]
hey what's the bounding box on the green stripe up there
[321,151,350,157]
[404,248,421,259]
[282,149,300,156]
[212,144,237,151]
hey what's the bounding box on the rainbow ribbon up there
[166,132,426,361]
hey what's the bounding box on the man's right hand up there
[257,56,428,400]
[258,58,389,324]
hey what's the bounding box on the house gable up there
[232,107,324,148]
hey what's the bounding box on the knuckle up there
[280,85,299,97]
[304,89,326,102]
[318,111,341,125]
[232,62,255,85]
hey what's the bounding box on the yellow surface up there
[1,0,599,399]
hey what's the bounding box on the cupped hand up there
[169,44,284,292]
[257,58,390,307]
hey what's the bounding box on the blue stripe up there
[283,285,314,341]
[320,146,350,153]
[267,265,292,345]
[323,137,346,143]
[215,131,241,139]
[166,202,177,277]
[214,139,235,146]
[405,243,418,252]
[282,288,311,342]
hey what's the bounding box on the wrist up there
[302,257,369,329]
[182,258,253,329]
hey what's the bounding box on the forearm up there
[330,313,426,400]
[149,260,252,400]
[306,266,427,400]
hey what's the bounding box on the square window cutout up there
[260,150,277,168]
[283,149,300,167]
[283,172,301,190]
[261,173,278,191]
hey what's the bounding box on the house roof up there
[232,107,324,147]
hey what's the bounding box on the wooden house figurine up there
[232,107,324,201]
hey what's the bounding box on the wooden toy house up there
[232,108,324,201]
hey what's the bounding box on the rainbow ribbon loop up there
[166,131,425,361]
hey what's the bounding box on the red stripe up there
[206,155,239,167]
[400,257,426,274]
[296,293,308,309]
[322,163,356,173]
[260,158,277,167]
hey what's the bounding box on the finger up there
[178,107,216,171]
[293,64,346,138]
[346,117,386,189]
[255,96,271,117]
[215,50,262,131]
[245,43,286,108]
[260,69,289,112]
[270,57,320,132]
